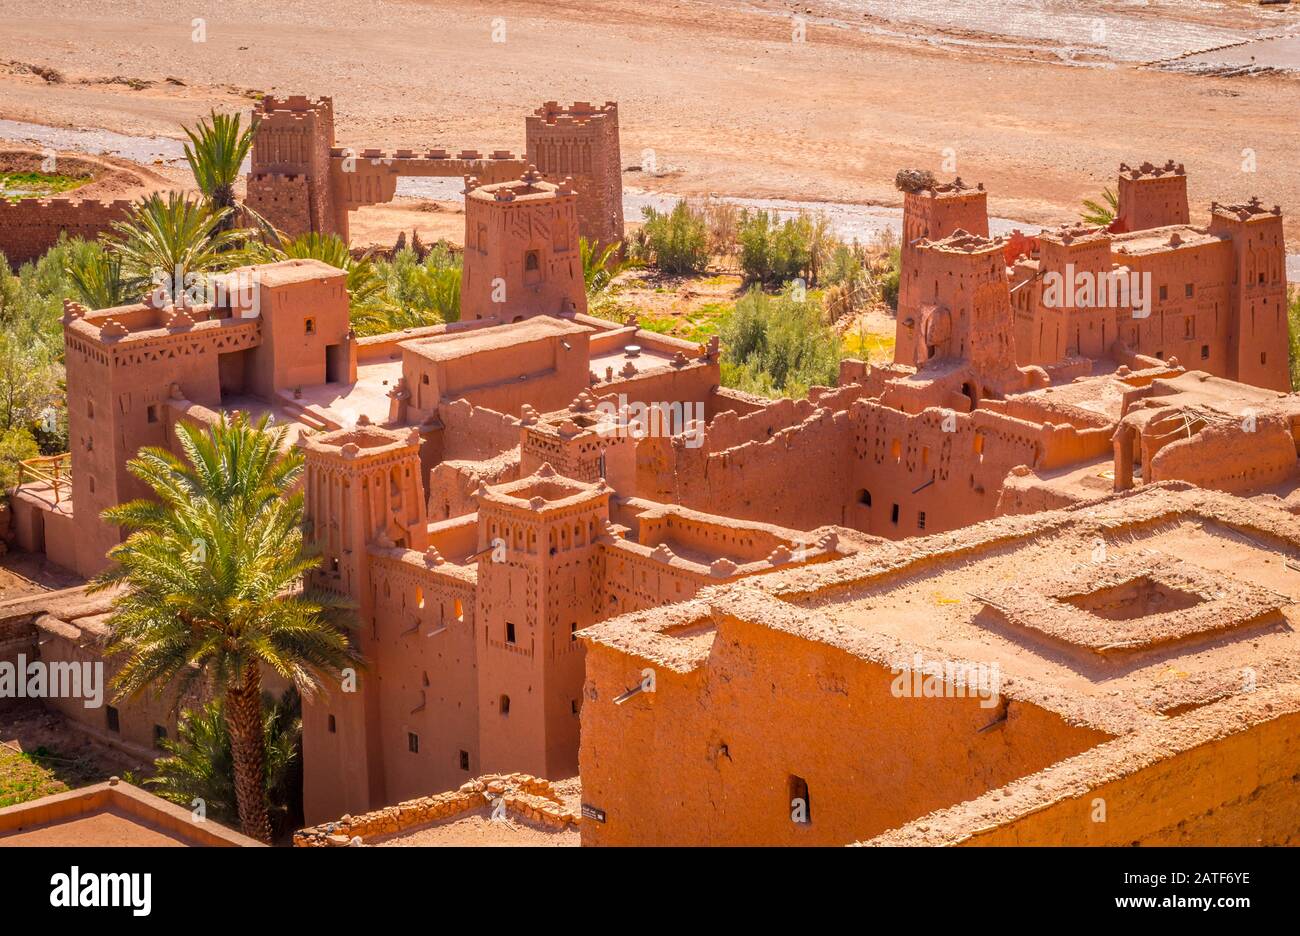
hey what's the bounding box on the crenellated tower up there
[473,465,610,780]
[526,101,624,248]
[1116,160,1189,233]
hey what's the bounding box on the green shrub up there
[632,200,709,274]
[0,425,40,492]
[1288,287,1300,392]
[719,286,841,398]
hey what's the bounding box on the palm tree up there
[147,689,302,839]
[350,247,461,336]
[108,193,251,302]
[183,111,258,227]
[265,232,385,308]
[1081,187,1119,227]
[91,412,358,842]
[580,236,637,297]
[66,243,130,310]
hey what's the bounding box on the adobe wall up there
[426,456,519,522]
[1111,237,1233,374]
[579,609,1110,846]
[437,400,522,461]
[0,198,133,268]
[245,174,311,237]
[366,549,481,805]
[592,359,721,419]
[403,331,591,419]
[847,402,1054,538]
[0,602,37,671]
[1148,416,1296,494]
[637,406,853,531]
[866,688,1300,846]
[601,540,714,616]
[32,613,189,758]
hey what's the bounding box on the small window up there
[459,750,470,771]
[524,250,540,272]
[1201,344,1209,360]
[421,373,430,385]
[789,775,811,825]
[858,489,872,507]
[330,557,340,574]
[106,706,120,733]
[570,622,578,642]
[328,714,337,734]
[1185,282,1194,298]
[408,732,419,753]
[571,699,579,715]
[917,511,926,530]
[86,400,94,418]
[890,504,900,525]
[500,694,511,716]
[146,404,159,424]
[506,621,516,644]
[153,724,167,747]
[1261,352,1267,366]
[305,317,316,335]
[1158,285,1168,301]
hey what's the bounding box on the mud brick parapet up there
[292,773,577,845]
[0,198,133,267]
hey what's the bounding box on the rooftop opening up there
[1059,575,1203,622]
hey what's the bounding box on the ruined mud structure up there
[245,95,623,247]
[6,96,1299,843]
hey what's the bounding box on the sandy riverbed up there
[0,0,1296,240]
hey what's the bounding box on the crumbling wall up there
[638,406,853,532]
[294,773,576,845]
[1150,416,1296,493]
[0,198,132,267]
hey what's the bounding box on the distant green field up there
[0,171,90,202]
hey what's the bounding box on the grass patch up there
[0,742,103,808]
[841,327,895,364]
[0,171,90,202]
